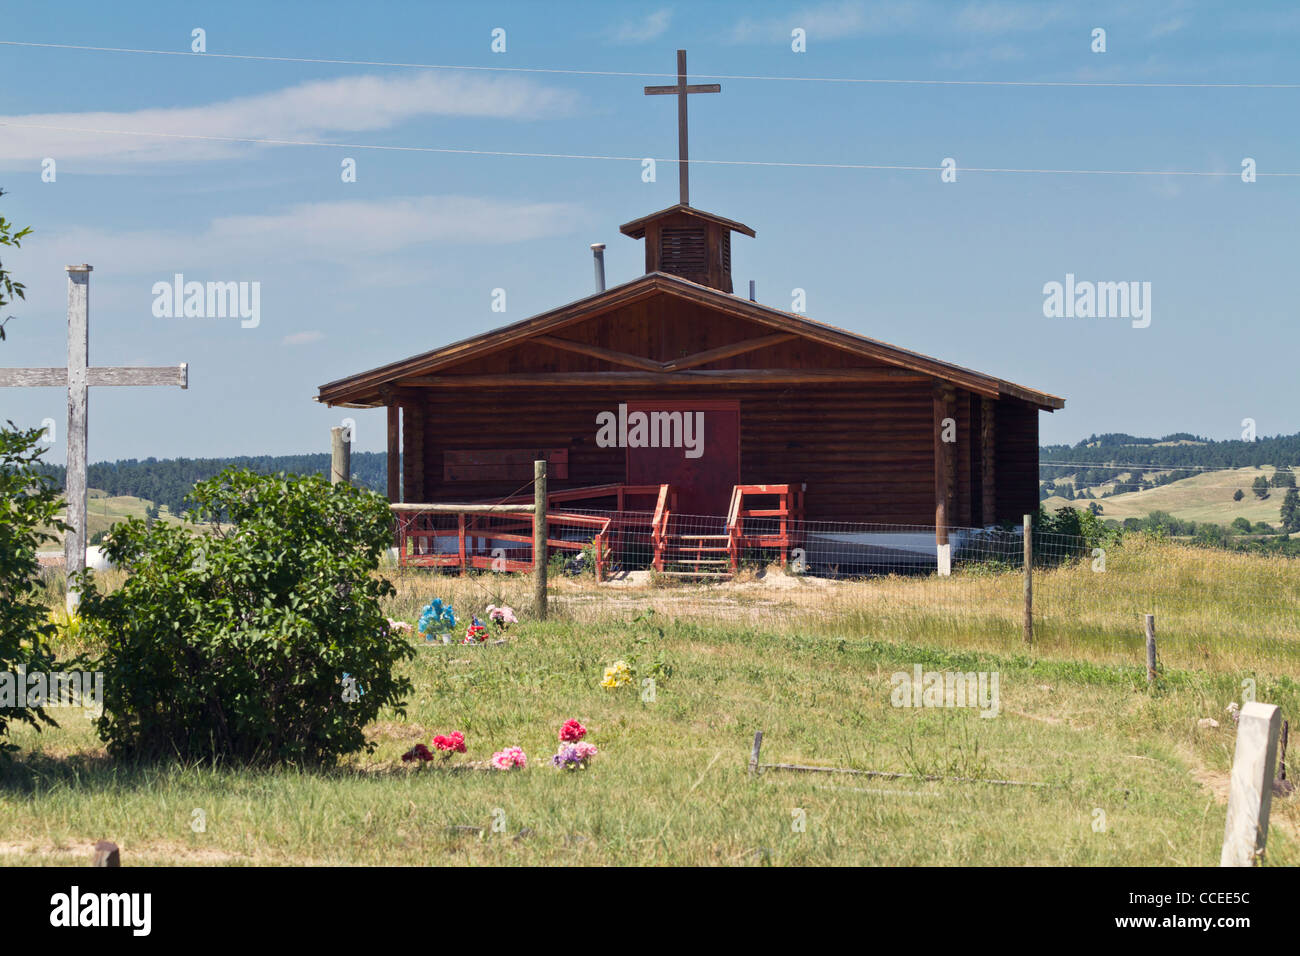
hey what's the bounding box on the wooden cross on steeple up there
[644,49,720,207]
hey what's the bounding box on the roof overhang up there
[316,272,1064,411]
[619,204,756,240]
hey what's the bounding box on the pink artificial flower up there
[490,746,527,770]
[572,742,598,760]
[486,605,518,629]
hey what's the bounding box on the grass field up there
[2,537,1297,866]
[38,490,180,547]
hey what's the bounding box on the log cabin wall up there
[407,380,940,524]
[387,293,1048,525]
[994,398,1040,524]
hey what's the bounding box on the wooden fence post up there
[1221,701,1283,866]
[1023,513,1033,645]
[749,731,763,775]
[330,426,351,486]
[1144,614,1157,685]
[534,459,548,620]
[92,840,120,867]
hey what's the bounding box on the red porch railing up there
[391,503,613,581]
[725,484,804,573]
[391,482,804,582]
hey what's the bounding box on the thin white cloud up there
[934,43,1027,71]
[608,9,673,44]
[0,72,579,167]
[14,196,587,309]
[282,331,324,346]
[728,0,1069,44]
[729,0,924,43]
[1150,17,1186,38]
[952,2,1065,34]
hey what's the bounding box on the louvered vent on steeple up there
[620,204,754,294]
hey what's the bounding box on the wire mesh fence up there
[390,504,1300,672]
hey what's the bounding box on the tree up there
[1270,465,1296,489]
[1233,489,1244,502]
[77,468,415,764]
[1253,476,1270,499]
[1282,487,1300,533]
[1231,517,1253,534]
[0,187,31,341]
[0,193,64,752]
[0,426,71,752]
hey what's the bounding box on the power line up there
[3,121,1297,178]
[3,39,1299,89]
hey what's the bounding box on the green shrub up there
[77,468,414,764]
[0,424,68,752]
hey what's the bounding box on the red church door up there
[625,400,739,518]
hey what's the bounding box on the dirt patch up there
[366,721,427,742]
[1005,709,1066,727]
[733,566,831,590]
[602,570,652,588]
[1181,746,1300,847]
[1189,764,1230,803]
[0,839,253,865]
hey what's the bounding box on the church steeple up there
[623,50,754,294]
[619,205,754,293]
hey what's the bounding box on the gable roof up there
[619,204,756,239]
[316,271,1064,410]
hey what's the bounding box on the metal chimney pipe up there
[591,243,606,293]
[748,279,756,302]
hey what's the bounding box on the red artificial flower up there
[402,743,434,762]
[559,719,587,742]
[434,732,467,753]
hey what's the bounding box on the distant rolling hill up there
[1041,465,1285,528]
[1040,432,1298,530]
[35,452,388,518]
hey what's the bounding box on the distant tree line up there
[1040,431,1300,482]
[33,453,389,516]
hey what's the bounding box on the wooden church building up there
[317,51,1063,573]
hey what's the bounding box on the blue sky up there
[1,0,1298,464]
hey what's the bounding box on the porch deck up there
[390,483,804,581]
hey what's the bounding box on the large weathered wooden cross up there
[0,265,188,609]
[644,49,721,207]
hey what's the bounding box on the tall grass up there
[2,536,1295,866]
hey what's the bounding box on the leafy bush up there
[0,424,68,752]
[77,468,414,764]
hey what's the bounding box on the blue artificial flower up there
[418,599,457,637]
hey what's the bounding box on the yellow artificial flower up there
[600,661,633,689]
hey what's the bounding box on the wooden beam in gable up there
[532,335,666,372]
[663,333,798,370]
